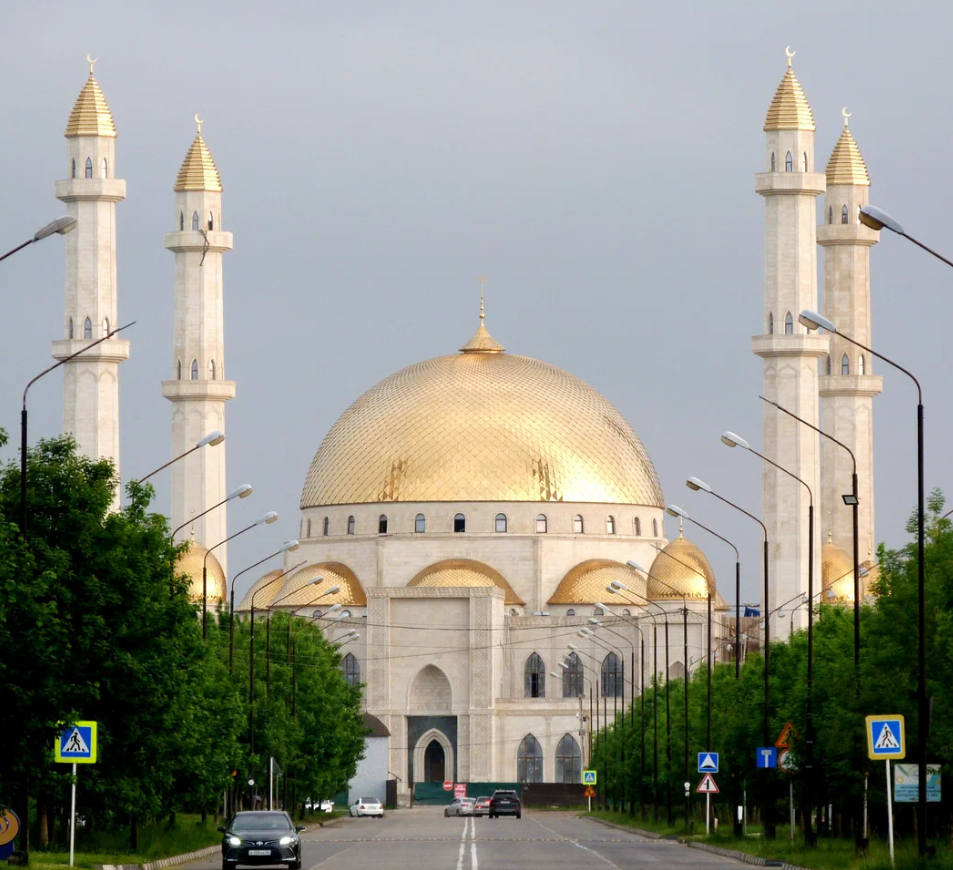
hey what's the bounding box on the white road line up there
[470,841,478,870]
[456,817,467,870]
[530,817,620,869]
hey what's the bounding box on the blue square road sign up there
[865,715,905,760]
[698,752,719,773]
[55,722,97,764]
[756,747,777,769]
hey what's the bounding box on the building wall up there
[348,736,389,805]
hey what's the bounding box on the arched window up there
[785,152,793,172]
[859,354,866,375]
[340,610,351,618]
[192,211,199,231]
[68,318,74,339]
[378,514,388,534]
[566,609,576,617]
[454,513,466,533]
[555,734,582,784]
[606,516,615,535]
[573,514,584,534]
[652,518,659,537]
[102,317,109,337]
[784,312,794,334]
[594,606,604,616]
[524,652,545,698]
[841,354,850,375]
[323,517,329,536]
[191,359,199,380]
[179,212,184,231]
[768,312,774,334]
[829,206,833,225]
[347,515,355,535]
[84,157,92,179]
[177,360,182,380]
[314,610,323,619]
[601,652,622,698]
[495,513,507,533]
[342,653,361,687]
[634,517,642,536]
[622,609,632,617]
[71,158,76,179]
[83,318,92,340]
[415,513,426,534]
[841,205,849,225]
[770,152,776,171]
[826,355,831,376]
[536,514,547,533]
[803,152,808,171]
[208,359,216,379]
[562,652,584,698]
[517,734,543,783]
[208,211,214,231]
[101,158,107,179]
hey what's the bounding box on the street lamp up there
[801,307,928,851]
[135,430,224,485]
[0,216,77,265]
[859,205,953,269]
[558,661,596,765]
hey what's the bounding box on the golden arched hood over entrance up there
[300,323,663,508]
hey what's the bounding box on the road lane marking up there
[470,841,478,870]
[530,817,620,868]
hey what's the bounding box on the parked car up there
[219,811,304,870]
[444,797,476,817]
[488,789,521,819]
[473,796,491,816]
[349,796,384,818]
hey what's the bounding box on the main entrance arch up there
[412,728,455,783]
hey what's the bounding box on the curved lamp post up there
[859,205,953,269]
[1,216,77,265]
[557,662,595,765]
[135,430,224,489]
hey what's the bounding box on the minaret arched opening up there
[83,318,92,339]
[803,152,808,171]
[768,312,774,334]
[191,211,199,231]
[785,151,793,171]
[841,354,850,375]
[71,159,76,179]
[208,359,216,379]
[770,153,776,171]
[102,317,109,337]
[84,157,92,179]
[841,205,849,224]
[784,312,794,334]
[208,211,214,231]
[191,359,199,380]
[101,158,107,179]
[68,317,74,339]
[179,212,184,231]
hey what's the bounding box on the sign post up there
[54,721,98,868]
[584,785,596,813]
[865,715,905,867]
[696,773,719,834]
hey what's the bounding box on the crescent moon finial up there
[785,45,795,67]
[86,53,97,74]
[842,106,852,127]
[194,113,204,133]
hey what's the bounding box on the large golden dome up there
[176,538,226,606]
[549,560,647,605]
[236,569,286,611]
[647,534,715,600]
[300,321,663,508]
[408,559,523,605]
[821,536,855,603]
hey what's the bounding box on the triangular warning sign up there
[699,753,717,771]
[874,723,900,750]
[696,773,719,794]
[775,720,799,749]
[62,728,90,754]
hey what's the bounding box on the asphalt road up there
[187,808,747,870]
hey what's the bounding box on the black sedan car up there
[488,789,521,819]
[219,811,304,870]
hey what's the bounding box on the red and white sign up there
[778,749,798,774]
[442,780,454,792]
[696,773,720,794]
[775,721,799,749]
[454,783,467,798]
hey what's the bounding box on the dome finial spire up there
[195,113,204,134]
[842,106,851,127]
[86,53,97,74]
[477,272,487,320]
[460,273,505,353]
[785,45,795,68]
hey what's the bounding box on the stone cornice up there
[52,338,130,364]
[816,224,879,246]
[755,171,826,197]
[752,333,830,359]
[55,178,126,203]
[161,380,236,401]
[163,230,233,253]
[819,374,883,397]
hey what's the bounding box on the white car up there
[304,799,334,814]
[444,798,475,817]
[349,797,384,818]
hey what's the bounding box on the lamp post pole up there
[1,216,77,265]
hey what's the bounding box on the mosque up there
[50,49,878,796]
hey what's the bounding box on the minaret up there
[753,49,827,635]
[52,56,129,508]
[160,117,234,572]
[817,111,881,571]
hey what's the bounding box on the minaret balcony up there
[161,379,236,401]
[817,224,879,246]
[755,171,825,197]
[52,337,130,364]
[819,374,883,398]
[55,178,126,203]
[752,333,829,359]
[164,230,233,254]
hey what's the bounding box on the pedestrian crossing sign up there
[582,770,597,785]
[865,715,905,761]
[55,721,98,764]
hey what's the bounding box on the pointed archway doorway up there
[412,727,455,784]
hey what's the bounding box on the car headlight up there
[279,836,294,846]
[228,836,241,846]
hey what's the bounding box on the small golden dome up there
[236,569,286,611]
[174,128,222,192]
[408,559,523,605]
[65,72,116,138]
[764,56,815,132]
[548,560,646,605]
[270,562,367,609]
[648,534,715,600]
[821,535,855,603]
[301,331,664,508]
[176,538,226,605]
[826,123,870,187]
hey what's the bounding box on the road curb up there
[685,839,812,869]
[583,815,663,839]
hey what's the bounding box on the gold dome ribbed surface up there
[408,559,523,605]
[176,540,226,605]
[648,535,715,599]
[764,68,815,132]
[236,569,285,611]
[822,539,855,603]
[826,126,870,186]
[268,563,367,609]
[174,133,222,192]
[548,560,647,605]
[64,74,116,138]
[300,342,664,508]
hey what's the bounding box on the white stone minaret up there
[160,118,234,572]
[817,112,881,579]
[52,57,129,509]
[753,50,827,636]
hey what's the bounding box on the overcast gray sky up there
[2,0,950,603]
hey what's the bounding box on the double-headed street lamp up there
[0,216,77,265]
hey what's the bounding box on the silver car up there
[444,797,475,817]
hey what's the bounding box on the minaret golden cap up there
[64,55,117,138]
[174,117,223,192]
[825,110,870,186]
[764,48,816,132]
